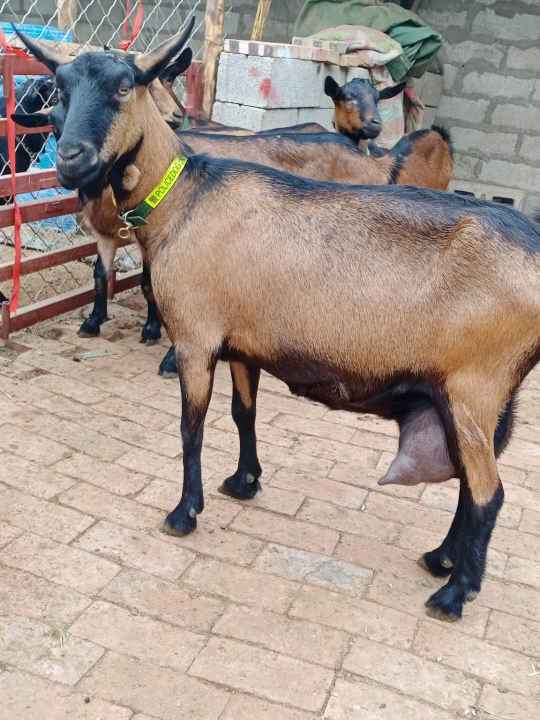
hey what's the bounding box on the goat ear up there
[11,109,52,127]
[135,16,195,84]
[10,24,70,73]
[160,48,193,86]
[324,76,341,100]
[378,81,406,101]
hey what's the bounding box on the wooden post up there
[201,0,225,121]
[251,0,272,41]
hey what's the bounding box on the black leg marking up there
[425,482,504,621]
[162,350,216,537]
[78,255,108,337]
[219,362,262,500]
[140,261,162,345]
[159,345,178,378]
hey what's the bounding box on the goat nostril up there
[58,144,84,162]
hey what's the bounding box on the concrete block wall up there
[418,0,540,211]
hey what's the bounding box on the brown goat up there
[17,27,540,623]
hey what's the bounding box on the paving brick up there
[79,651,228,720]
[0,486,93,543]
[216,482,305,516]
[492,104,540,133]
[349,429,398,453]
[445,40,503,67]
[472,8,540,41]
[183,558,298,613]
[53,452,151,495]
[257,440,335,476]
[0,424,71,466]
[29,373,110,404]
[414,621,538,697]
[255,543,372,596]
[297,498,399,543]
[74,521,194,581]
[344,637,480,714]
[270,469,367,509]
[491,523,540,560]
[521,509,540,535]
[291,585,417,650]
[365,492,450,534]
[367,572,490,638]
[92,395,174,431]
[232,507,339,554]
[463,72,534,100]
[507,46,540,72]
[0,453,75,499]
[479,684,540,720]
[505,555,540,589]
[0,670,133,720]
[222,694,314,720]
[0,520,22,548]
[293,435,380,468]
[190,637,333,712]
[335,533,426,580]
[214,605,347,668]
[486,610,540,658]
[0,533,120,595]
[272,413,355,444]
[480,577,540,623]
[71,599,206,672]
[0,615,103,685]
[115,446,180,482]
[100,567,223,632]
[0,566,90,626]
[58,482,163,531]
[325,677,455,720]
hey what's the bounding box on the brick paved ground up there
[0,295,539,719]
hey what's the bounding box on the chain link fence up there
[0,0,301,312]
[0,0,206,310]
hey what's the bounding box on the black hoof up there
[141,322,161,345]
[419,548,454,578]
[158,347,178,378]
[161,507,197,537]
[218,471,261,500]
[425,583,466,622]
[78,316,103,337]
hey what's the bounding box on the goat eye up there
[117,86,132,99]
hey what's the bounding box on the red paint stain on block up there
[259,77,272,99]
[248,66,261,77]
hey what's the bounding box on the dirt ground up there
[0,293,538,719]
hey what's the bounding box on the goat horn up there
[134,15,195,75]
[11,24,71,72]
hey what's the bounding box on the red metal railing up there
[0,53,204,341]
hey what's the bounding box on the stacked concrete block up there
[420,0,540,212]
[213,39,394,134]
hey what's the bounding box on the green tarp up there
[294,1,442,81]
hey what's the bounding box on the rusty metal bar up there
[0,119,51,137]
[0,300,10,340]
[6,270,141,335]
[0,168,58,197]
[0,193,79,228]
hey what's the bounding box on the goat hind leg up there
[159,346,178,378]
[421,393,515,579]
[161,347,216,537]
[425,382,504,621]
[219,361,262,500]
[79,255,108,337]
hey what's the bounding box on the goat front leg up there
[140,260,162,345]
[79,255,109,337]
[161,347,216,537]
[219,361,262,500]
